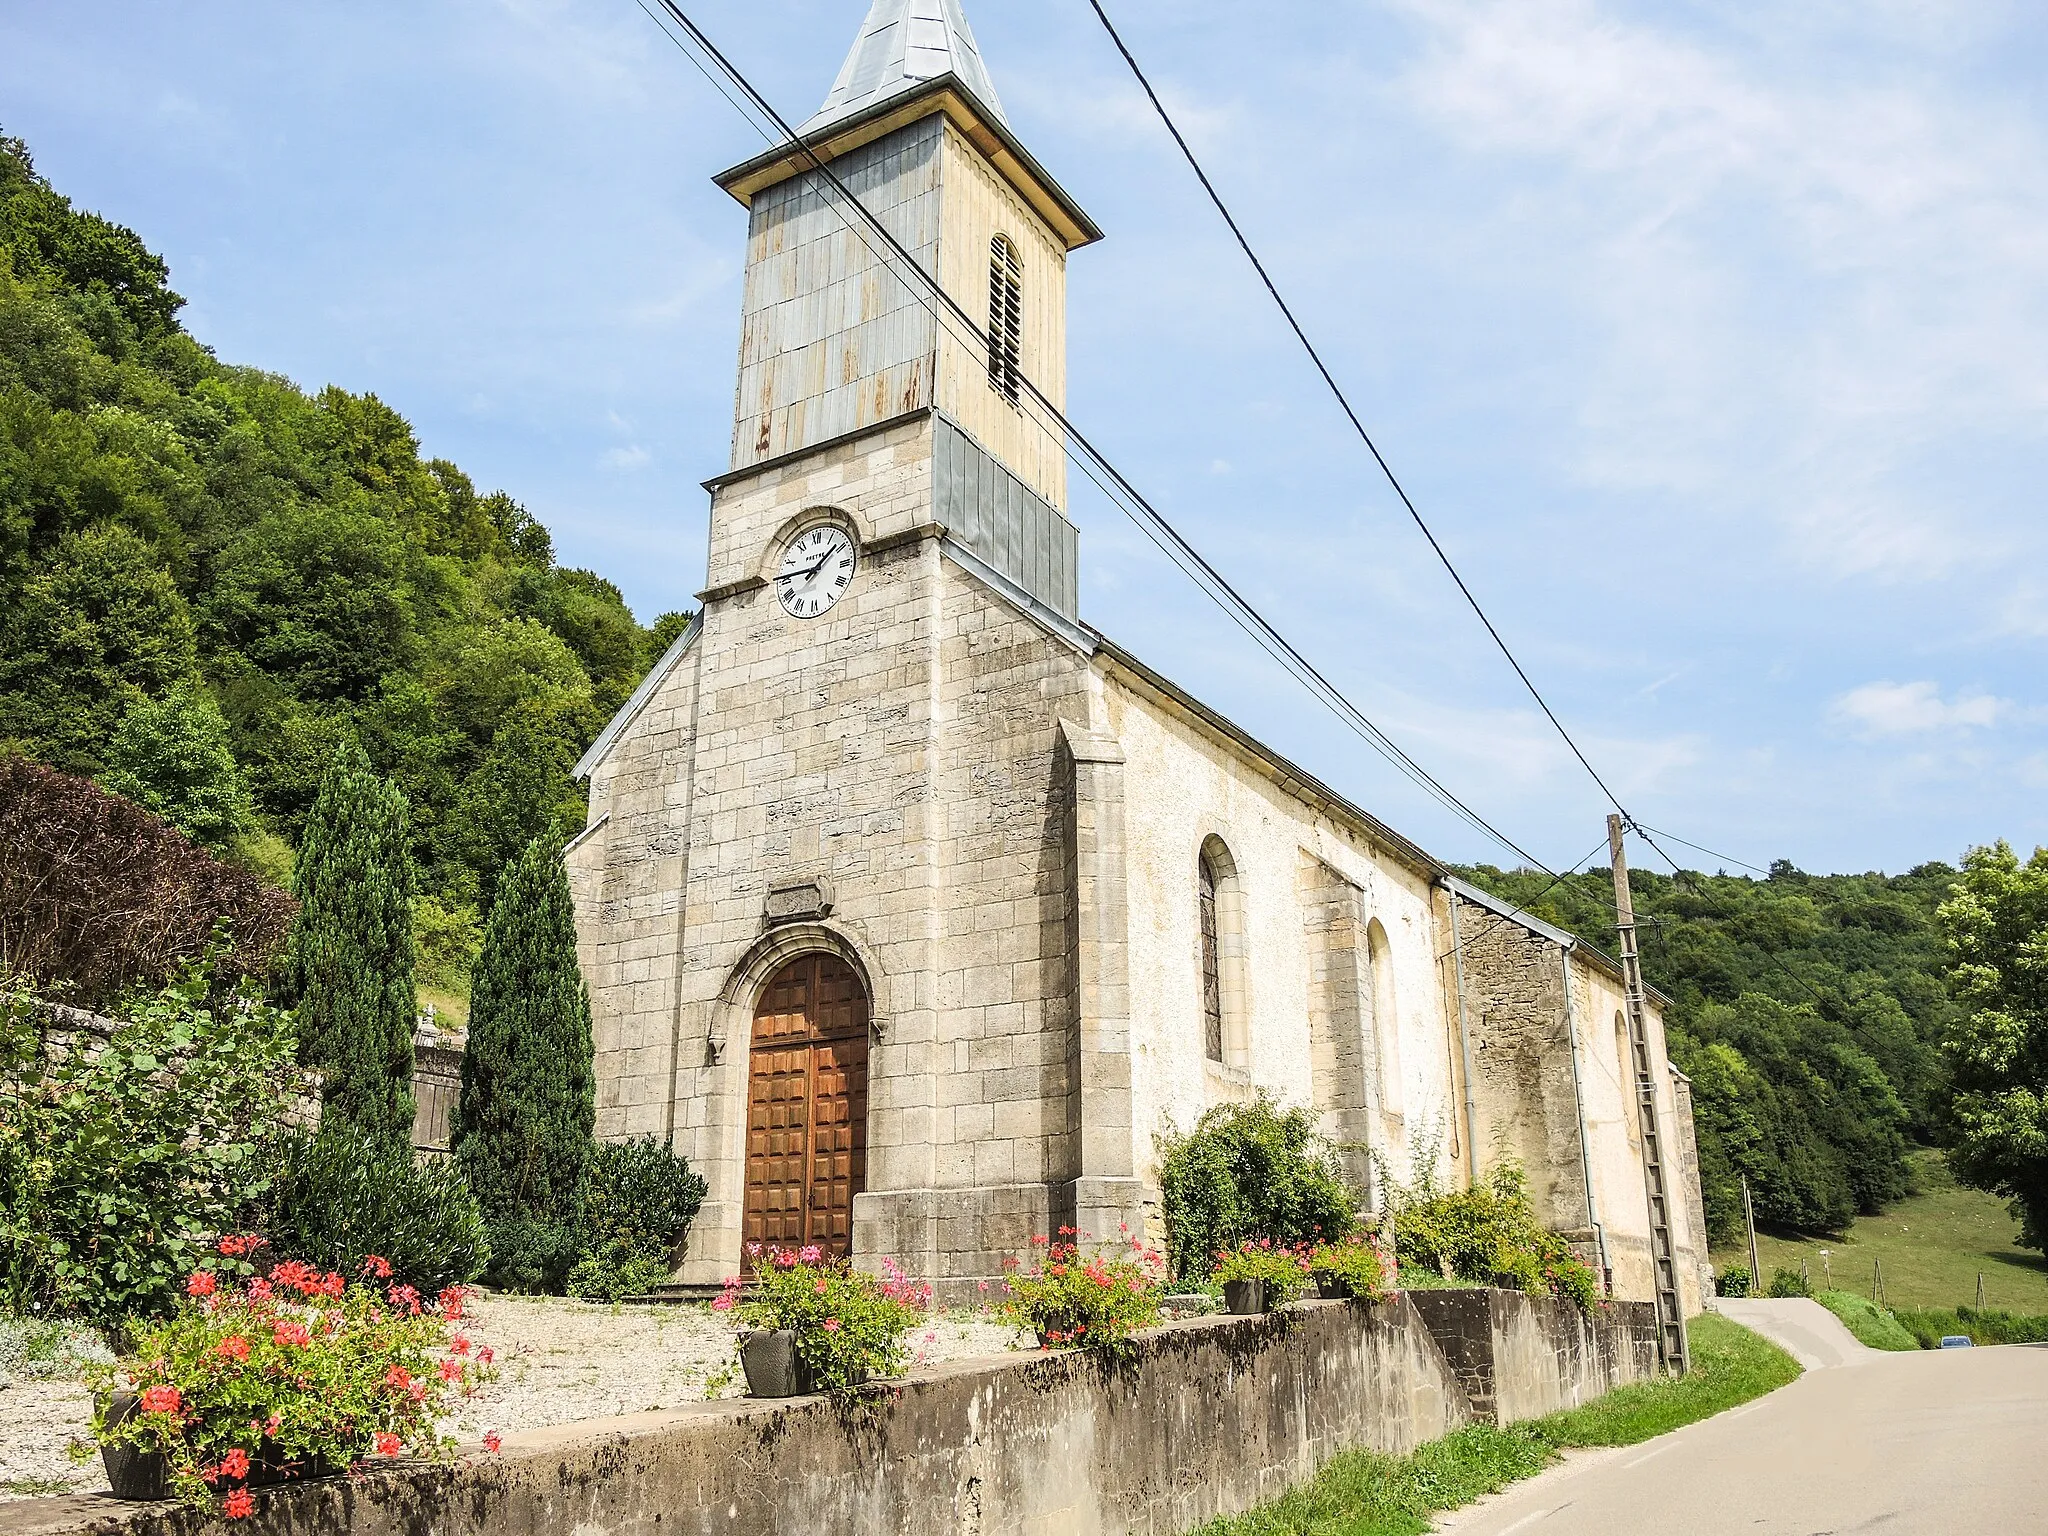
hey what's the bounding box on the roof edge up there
[573,616,701,781]
[714,76,1103,251]
[1443,874,1673,1008]
[1090,635,1446,883]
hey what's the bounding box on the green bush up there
[1387,1161,1599,1311]
[1891,1303,2048,1349]
[560,1138,707,1301]
[481,1214,584,1296]
[1,943,301,1327]
[1157,1097,1356,1283]
[261,1129,488,1293]
[1716,1265,1753,1297]
[565,1252,673,1304]
[1765,1266,1811,1298]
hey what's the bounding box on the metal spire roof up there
[800,0,1007,136]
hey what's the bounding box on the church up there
[565,0,1712,1324]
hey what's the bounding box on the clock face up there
[775,524,858,619]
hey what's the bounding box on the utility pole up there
[1742,1175,1761,1295]
[1610,815,1690,1373]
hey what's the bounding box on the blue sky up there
[6,0,2046,877]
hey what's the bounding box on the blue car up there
[1939,1335,1974,1348]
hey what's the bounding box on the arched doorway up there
[744,952,870,1264]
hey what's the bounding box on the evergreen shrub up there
[1717,1265,1753,1297]
[564,1137,706,1301]
[262,1129,489,1293]
[454,836,595,1293]
[277,739,416,1151]
[1765,1266,1811,1298]
[1157,1097,1356,1283]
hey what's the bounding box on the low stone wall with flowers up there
[7,1292,1660,1536]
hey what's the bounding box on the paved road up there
[1438,1301,2048,1535]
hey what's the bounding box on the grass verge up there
[1812,1290,1918,1351]
[1191,1314,1799,1536]
[1890,1303,2048,1349]
[1710,1150,2048,1310]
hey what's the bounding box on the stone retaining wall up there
[8,1293,1660,1536]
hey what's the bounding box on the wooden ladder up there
[1609,816,1691,1375]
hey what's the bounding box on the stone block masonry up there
[9,1292,1660,1536]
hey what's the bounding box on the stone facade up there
[564,2,1710,1313]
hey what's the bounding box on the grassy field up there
[1711,1151,2048,1310]
[1192,1314,1797,1536]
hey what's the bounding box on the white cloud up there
[601,444,651,471]
[1828,680,2008,737]
[1384,0,2048,585]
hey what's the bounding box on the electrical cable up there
[1084,0,1637,824]
[636,0,1567,875]
[1630,824,1774,878]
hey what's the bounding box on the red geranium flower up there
[139,1385,181,1416]
[186,1270,217,1298]
[216,1336,250,1362]
[361,1255,393,1279]
[483,1431,502,1454]
[374,1432,403,1457]
[220,1447,251,1480]
[223,1488,255,1519]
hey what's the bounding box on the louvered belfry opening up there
[1199,852,1224,1063]
[987,234,1023,403]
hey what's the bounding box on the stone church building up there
[566,0,1711,1315]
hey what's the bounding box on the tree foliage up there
[454,836,596,1291]
[1156,1097,1356,1283]
[0,755,292,1007]
[0,131,688,964]
[1458,859,1952,1241]
[1938,842,2048,1249]
[278,740,416,1152]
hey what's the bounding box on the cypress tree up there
[280,738,417,1151]
[454,833,596,1289]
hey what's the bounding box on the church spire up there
[801,0,1007,136]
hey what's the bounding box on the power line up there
[1630,823,1775,878]
[636,0,1567,875]
[1083,0,1637,824]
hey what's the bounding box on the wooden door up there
[744,954,869,1264]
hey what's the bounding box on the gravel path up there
[0,1297,1027,1502]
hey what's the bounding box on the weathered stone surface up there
[3,1293,1658,1536]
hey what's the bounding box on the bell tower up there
[708,0,1101,618]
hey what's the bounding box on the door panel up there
[743,953,869,1265]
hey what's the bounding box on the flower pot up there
[739,1329,816,1398]
[1034,1314,1082,1350]
[1315,1272,1355,1301]
[99,1393,170,1502]
[1222,1278,1267,1315]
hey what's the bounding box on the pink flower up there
[223,1488,255,1519]
[246,1279,272,1302]
[374,1432,403,1458]
[186,1270,217,1298]
[477,1347,494,1366]
[814,1279,829,1295]
[483,1431,502,1454]
[264,1414,282,1436]
[440,1358,464,1382]
[822,1318,841,1332]
[384,1366,412,1392]
[140,1385,181,1415]
[272,1321,312,1349]
[437,1286,468,1319]
[450,1334,471,1356]
[220,1448,251,1481]
[361,1255,393,1279]
[799,1245,823,1264]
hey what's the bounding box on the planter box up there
[1222,1278,1267,1315]
[739,1330,815,1398]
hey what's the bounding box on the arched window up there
[1199,853,1224,1062]
[1198,837,1247,1067]
[1366,918,1403,1121]
[986,235,1022,404]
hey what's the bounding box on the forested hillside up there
[0,133,685,993]
[1458,858,1958,1245]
